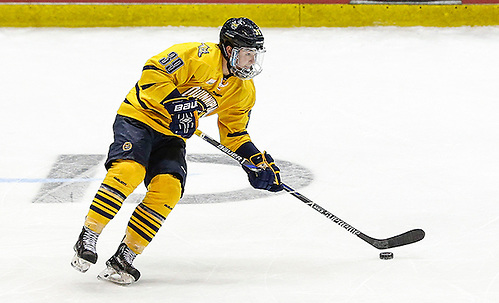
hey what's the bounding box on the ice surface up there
[1,26,499,302]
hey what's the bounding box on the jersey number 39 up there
[159,52,184,74]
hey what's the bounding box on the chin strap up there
[219,43,234,79]
[224,56,234,79]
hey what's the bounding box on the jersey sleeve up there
[120,43,210,134]
[217,81,256,152]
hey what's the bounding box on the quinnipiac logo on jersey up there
[182,87,218,117]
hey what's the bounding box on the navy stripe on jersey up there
[134,82,150,110]
[228,131,248,137]
[143,65,162,72]
[141,83,155,90]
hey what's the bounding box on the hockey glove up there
[163,96,199,139]
[242,152,283,192]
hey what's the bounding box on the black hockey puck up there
[379,252,394,260]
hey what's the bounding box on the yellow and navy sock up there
[123,174,181,254]
[84,160,146,233]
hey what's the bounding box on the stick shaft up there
[194,129,424,249]
[194,129,362,235]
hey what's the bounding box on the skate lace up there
[121,245,137,265]
[82,227,99,252]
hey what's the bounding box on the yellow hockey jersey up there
[117,42,256,152]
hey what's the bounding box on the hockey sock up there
[85,160,146,233]
[123,174,182,254]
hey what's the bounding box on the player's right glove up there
[242,152,283,192]
[163,96,199,139]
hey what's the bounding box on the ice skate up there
[97,243,140,285]
[71,226,99,273]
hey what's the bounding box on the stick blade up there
[367,229,425,249]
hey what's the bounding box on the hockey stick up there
[194,129,425,250]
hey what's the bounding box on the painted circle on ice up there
[30,153,313,204]
[126,153,314,204]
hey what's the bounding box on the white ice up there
[1,25,499,302]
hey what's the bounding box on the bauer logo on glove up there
[173,100,197,113]
[163,96,200,139]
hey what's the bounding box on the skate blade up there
[97,266,136,285]
[71,254,92,273]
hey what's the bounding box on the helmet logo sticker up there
[230,21,240,29]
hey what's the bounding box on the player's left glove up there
[163,96,199,139]
[243,152,283,192]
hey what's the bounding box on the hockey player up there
[71,17,283,285]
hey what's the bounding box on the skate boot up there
[97,243,140,285]
[71,226,99,273]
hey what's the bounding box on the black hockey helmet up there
[220,17,264,55]
[219,17,265,79]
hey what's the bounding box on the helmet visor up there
[229,47,266,80]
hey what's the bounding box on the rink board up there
[1,4,499,27]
